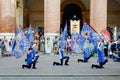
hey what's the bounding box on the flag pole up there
[85,22,98,33]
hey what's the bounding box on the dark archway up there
[61,3,83,35]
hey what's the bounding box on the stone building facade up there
[0,0,120,40]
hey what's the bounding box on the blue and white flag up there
[59,37,67,49]
[76,34,86,49]
[71,28,81,53]
[89,32,100,46]
[70,30,78,52]
[59,22,68,49]
[71,30,78,39]
[81,23,93,39]
[81,22,100,46]
[61,22,68,40]
[26,25,34,42]
[23,37,31,52]
[12,27,25,58]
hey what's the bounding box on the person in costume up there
[53,39,69,66]
[53,36,59,54]
[67,36,72,54]
[45,37,52,54]
[78,39,94,63]
[53,47,69,66]
[40,34,45,52]
[22,47,39,69]
[112,49,120,62]
[91,38,108,69]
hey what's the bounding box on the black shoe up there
[99,66,104,69]
[91,64,94,69]
[53,62,55,66]
[78,59,84,63]
[83,60,88,63]
[78,59,81,63]
[22,65,24,69]
[53,62,60,66]
[65,64,69,66]
[32,67,37,69]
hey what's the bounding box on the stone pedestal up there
[44,0,60,54]
[90,0,107,33]
[44,33,59,54]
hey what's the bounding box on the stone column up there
[44,0,60,54]
[16,0,23,28]
[0,0,15,33]
[0,0,16,40]
[90,0,107,33]
[0,0,2,28]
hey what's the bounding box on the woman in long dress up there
[40,35,45,52]
[45,37,52,54]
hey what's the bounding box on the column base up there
[44,33,60,54]
[0,33,15,41]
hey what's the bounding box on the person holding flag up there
[81,22,100,47]
[91,38,108,69]
[53,45,69,66]
[53,22,69,66]
[22,24,39,69]
[78,39,94,63]
[22,47,39,69]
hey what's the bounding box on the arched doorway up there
[62,3,83,35]
[23,0,44,37]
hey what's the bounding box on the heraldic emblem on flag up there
[81,23,93,39]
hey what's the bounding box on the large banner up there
[70,20,80,34]
[101,29,111,42]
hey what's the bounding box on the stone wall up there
[0,0,15,33]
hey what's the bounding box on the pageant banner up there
[70,20,80,34]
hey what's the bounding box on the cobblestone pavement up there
[0,52,120,80]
